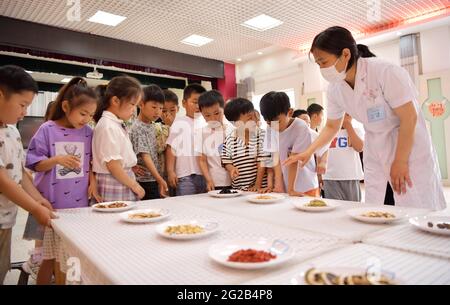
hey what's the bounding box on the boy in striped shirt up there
[221,98,270,191]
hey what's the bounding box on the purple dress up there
[26,121,93,209]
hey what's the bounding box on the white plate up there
[291,267,402,285]
[246,193,285,204]
[156,220,219,240]
[347,206,407,224]
[120,208,170,223]
[92,201,134,213]
[292,197,340,212]
[208,190,243,198]
[409,215,450,236]
[209,239,294,270]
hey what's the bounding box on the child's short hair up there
[0,65,38,97]
[183,83,206,101]
[163,89,179,106]
[224,98,254,122]
[307,103,324,117]
[292,109,308,118]
[49,77,97,121]
[142,84,164,104]
[259,91,291,121]
[198,90,224,111]
[94,76,142,122]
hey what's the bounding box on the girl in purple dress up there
[26,77,98,284]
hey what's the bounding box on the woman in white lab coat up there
[284,26,446,210]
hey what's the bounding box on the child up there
[93,76,145,202]
[196,90,231,191]
[0,65,54,284]
[260,91,327,197]
[162,89,179,127]
[323,113,364,201]
[166,84,207,196]
[221,98,269,191]
[307,103,324,132]
[25,77,98,284]
[292,109,311,127]
[252,109,284,194]
[299,107,328,194]
[130,85,168,199]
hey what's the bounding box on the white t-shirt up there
[264,118,320,193]
[92,111,137,174]
[0,125,24,229]
[166,116,204,178]
[323,123,365,181]
[310,129,328,158]
[194,123,232,187]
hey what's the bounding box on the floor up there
[4,186,450,285]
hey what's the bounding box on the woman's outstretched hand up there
[282,150,313,167]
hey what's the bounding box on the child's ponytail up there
[49,77,97,121]
[93,76,142,123]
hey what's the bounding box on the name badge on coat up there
[367,105,386,123]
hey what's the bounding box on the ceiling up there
[1,0,449,63]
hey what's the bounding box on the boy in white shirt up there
[261,92,327,197]
[196,90,232,191]
[323,113,364,201]
[166,84,207,196]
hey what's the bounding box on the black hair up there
[94,76,142,122]
[259,91,291,121]
[198,90,224,111]
[356,44,376,58]
[224,98,254,122]
[183,83,206,101]
[142,84,164,104]
[292,109,308,118]
[163,89,179,106]
[307,103,324,117]
[311,26,376,71]
[0,65,38,97]
[49,77,97,121]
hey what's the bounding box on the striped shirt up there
[221,128,269,190]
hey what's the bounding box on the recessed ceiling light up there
[242,14,283,31]
[61,78,71,83]
[88,11,126,27]
[181,34,213,47]
[237,58,242,62]
[257,52,263,55]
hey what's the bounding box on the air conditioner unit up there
[86,67,103,79]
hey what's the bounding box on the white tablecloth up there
[178,194,428,241]
[243,244,450,285]
[52,198,344,284]
[50,193,449,284]
[362,223,450,259]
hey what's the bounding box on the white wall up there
[421,25,450,74]
[370,40,400,65]
[236,49,304,108]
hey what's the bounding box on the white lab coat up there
[326,57,446,210]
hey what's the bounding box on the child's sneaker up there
[22,248,43,280]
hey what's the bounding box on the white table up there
[50,193,450,284]
[186,194,428,241]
